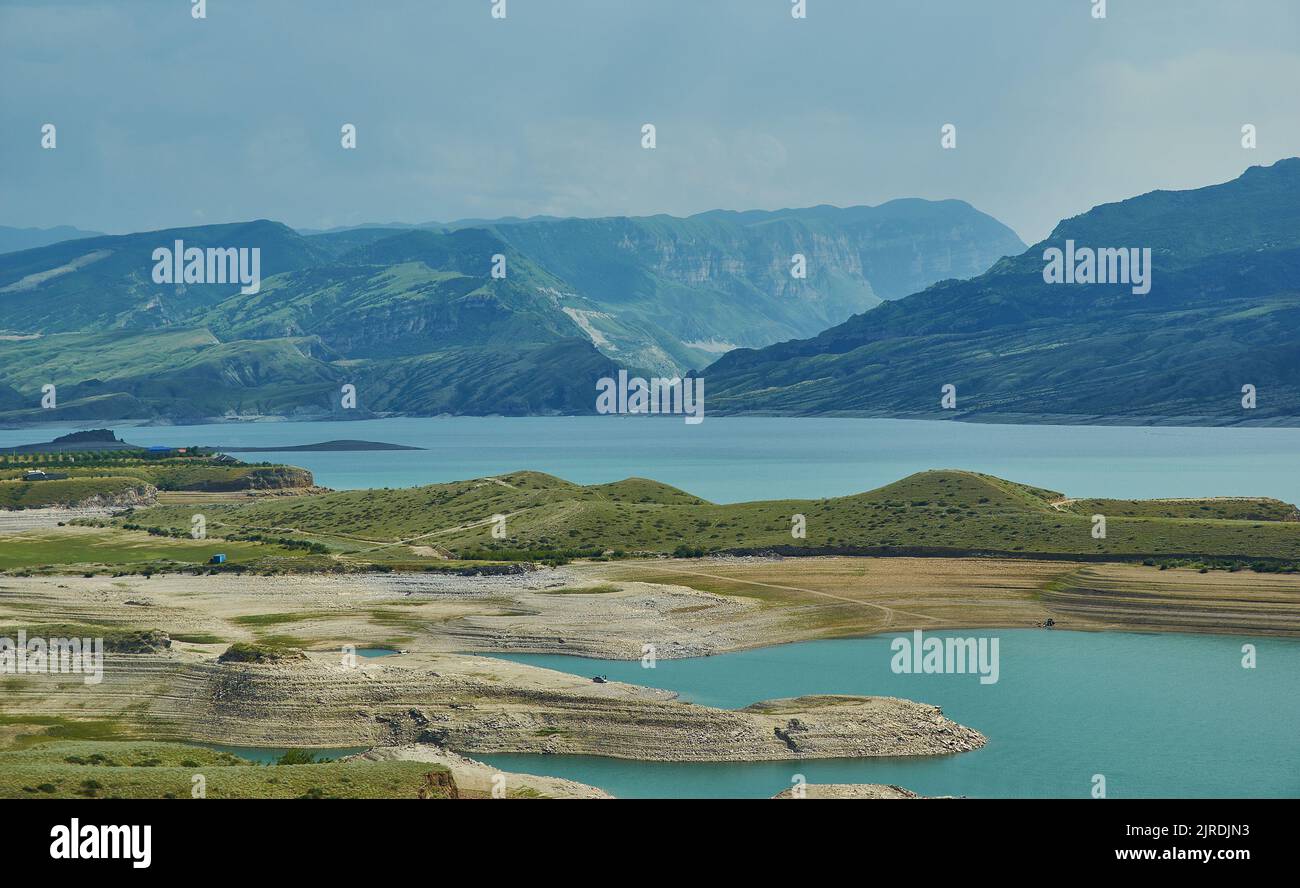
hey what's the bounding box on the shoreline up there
[0,569,990,762]
[1,561,1294,796]
[9,413,1300,431]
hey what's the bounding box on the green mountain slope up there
[705,158,1300,424]
[0,225,624,419]
[0,201,1023,421]
[0,220,328,332]
[483,200,1024,372]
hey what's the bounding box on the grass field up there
[0,526,299,571]
[0,741,452,799]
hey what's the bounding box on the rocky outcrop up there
[76,483,158,508]
[186,466,314,492]
[0,480,158,510]
[417,769,460,799]
[142,654,986,763]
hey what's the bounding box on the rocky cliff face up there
[224,467,314,492]
[163,654,987,762]
[491,201,1026,373]
[68,483,158,509]
[0,204,1025,418]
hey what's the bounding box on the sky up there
[2,0,1298,244]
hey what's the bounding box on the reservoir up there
[6,416,1300,505]
[480,630,1300,798]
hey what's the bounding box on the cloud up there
[1,0,1297,240]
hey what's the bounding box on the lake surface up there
[481,631,1300,799]
[5,416,1300,503]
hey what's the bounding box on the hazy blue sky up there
[3,0,1298,243]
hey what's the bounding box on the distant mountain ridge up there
[0,199,1021,422]
[481,200,1023,372]
[0,222,622,420]
[0,225,105,255]
[295,201,1024,372]
[705,158,1300,424]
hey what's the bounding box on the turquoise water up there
[356,647,399,658]
[480,631,1300,799]
[5,416,1300,504]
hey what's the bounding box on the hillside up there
[483,201,1024,372]
[705,158,1300,424]
[0,202,1022,421]
[0,220,327,332]
[123,469,1300,568]
[0,226,625,419]
[0,476,155,510]
[0,448,313,509]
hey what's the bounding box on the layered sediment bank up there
[0,571,984,762]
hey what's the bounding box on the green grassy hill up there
[1059,497,1299,522]
[0,476,153,510]
[125,469,1300,566]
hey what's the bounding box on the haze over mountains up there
[293,201,1025,372]
[0,200,1021,422]
[5,160,1293,426]
[0,225,104,255]
[707,158,1300,424]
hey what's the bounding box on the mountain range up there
[8,159,1291,426]
[707,158,1300,424]
[0,201,1021,422]
[0,225,104,255]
